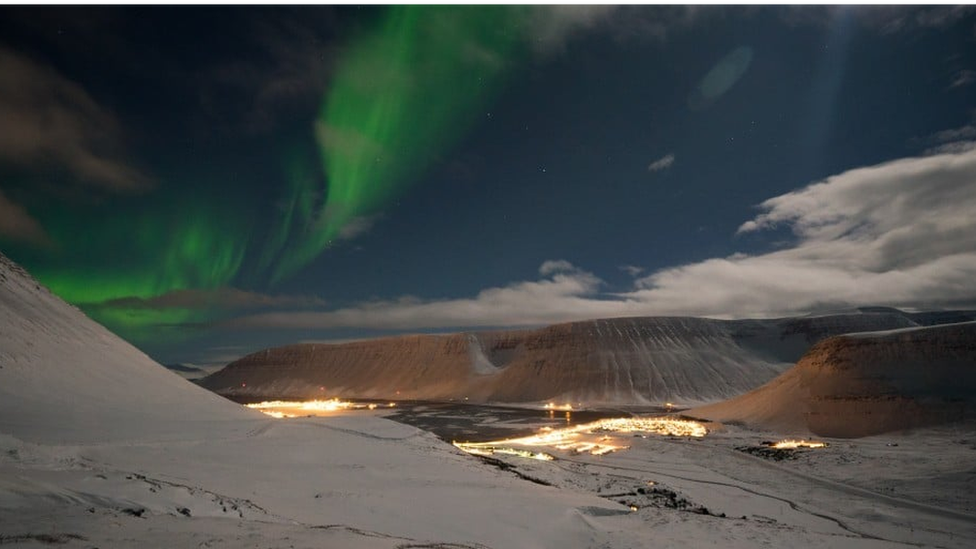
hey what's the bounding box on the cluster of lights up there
[454,444,555,461]
[543,402,575,411]
[771,439,828,449]
[454,416,708,460]
[246,399,396,418]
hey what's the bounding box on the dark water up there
[385,401,672,442]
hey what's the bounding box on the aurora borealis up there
[8,186,251,339]
[4,5,541,331]
[2,5,976,366]
[268,6,531,281]
[4,5,538,334]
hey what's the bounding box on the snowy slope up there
[2,252,973,548]
[0,253,254,443]
[0,252,648,548]
[0,252,638,547]
[202,312,922,405]
[478,317,786,404]
[690,322,976,437]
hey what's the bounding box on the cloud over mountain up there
[228,147,976,330]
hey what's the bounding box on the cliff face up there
[200,312,934,406]
[690,322,976,437]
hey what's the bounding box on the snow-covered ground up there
[4,411,975,548]
[477,421,976,548]
[3,252,975,548]
[0,414,635,548]
[0,252,620,548]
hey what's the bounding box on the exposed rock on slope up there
[690,322,976,437]
[201,313,935,406]
[0,253,252,443]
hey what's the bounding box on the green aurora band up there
[18,192,250,342]
[3,6,540,342]
[267,5,530,280]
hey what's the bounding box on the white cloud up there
[926,141,976,156]
[950,69,976,89]
[619,265,645,277]
[528,6,617,54]
[642,148,976,316]
[910,5,975,29]
[931,123,976,144]
[228,146,976,330]
[228,264,622,330]
[924,121,976,155]
[538,259,577,276]
[647,153,676,172]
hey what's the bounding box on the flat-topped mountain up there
[200,310,969,406]
[690,322,976,437]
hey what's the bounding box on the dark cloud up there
[0,7,341,138]
[91,287,326,312]
[197,9,339,134]
[0,47,150,192]
[597,0,976,40]
[0,189,51,247]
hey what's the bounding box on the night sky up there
[2,5,976,367]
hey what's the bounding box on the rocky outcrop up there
[690,322,976,437]
[200,312,940,406]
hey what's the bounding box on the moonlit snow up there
[2,253,975,548]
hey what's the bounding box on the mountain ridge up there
[690,321,976,437]
[201,310,975,405]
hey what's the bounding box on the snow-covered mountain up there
[690,322,976,437]
[201,312,951,405]
[0,252,253,443]
[4,252,974,548]
[0,251,650,548]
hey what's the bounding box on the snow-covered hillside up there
[3,252,974,548]
[690,322,976,437]
[479,317,786,404]
[202,312,929,405]
[0,252,642,547]
[0,253,253,443]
